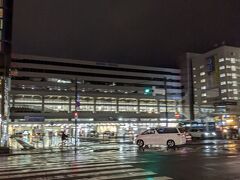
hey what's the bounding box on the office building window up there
[231,66,237,71]
[232,81,238,87]
[221,82,226,85]
[201,86,206,90]
[219,66,225,70]
[201,93,207,97]
[200,79,206,83]
[222,97,227,100]
[232,73,237,79]
[221,89,227,93]
[200,72,205,76]
[200,65,204,69]
[233,89,238,95]
[218,58,224,62]
[202,100,207,103]
[220,73,226,77]
[231,58,236,63]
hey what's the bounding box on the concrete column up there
[137,99,140,113]
[157,98,160,113]
[69,97,71,113]
[93,97,96,113]
[116,98,119,113]
[41,96,44,112]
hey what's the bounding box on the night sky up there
[12,0,240,68]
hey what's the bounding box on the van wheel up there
[137,140,144,147]
[167,140,175,148]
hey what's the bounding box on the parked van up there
[135,127,186,148]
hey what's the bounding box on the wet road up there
[1,141,240,179]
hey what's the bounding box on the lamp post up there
[74,78,79,152]
[164,77,168,127]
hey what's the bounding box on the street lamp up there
[164,77,168,127]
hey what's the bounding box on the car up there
[135,127,186,148]
[188,129,216,139]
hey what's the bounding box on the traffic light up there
[73,112,78,119]
[144,87,152,95]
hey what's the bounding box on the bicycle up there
[58,139,74,148]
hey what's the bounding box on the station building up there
[8,54,184,137]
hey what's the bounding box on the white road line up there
[49,168,145,180]
[0,165,133,179]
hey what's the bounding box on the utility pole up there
[74,78,78,153]
[164,77,168,127]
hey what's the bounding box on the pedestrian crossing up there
[0,152,173,180]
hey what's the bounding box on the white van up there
[135,127,186,148]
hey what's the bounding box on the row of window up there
[12,104,182,113]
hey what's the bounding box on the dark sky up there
[12,0,240,68]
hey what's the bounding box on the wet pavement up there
[1,140,240,179]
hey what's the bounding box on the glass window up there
[44,105,69,113]
[200,79,206,83]
[200,72,205,76]
[139,99,157,105]
[219,66,225,70]
[218,58,224,62]
[118,98,137,105]
[231,58,236,63]
[201,86,206,90]
[200,65,204,69]
[231,66,237,71]
[96,97,116,105]
[96,105,116,112]
[45,95,69,103]
[220,74,226,77]
[0,9,3,18]
[140,106,158,113]
[15,95,42,103]
[164,128,178,133]
[156,128,165,134]
[221,82,226,85]
[0,19,3,29]
[71,105,93,112]
[141,129,155,135]
[118,106,137,112]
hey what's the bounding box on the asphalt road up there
[1,141,240,179]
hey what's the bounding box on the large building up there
[183,46,240,129]
[0,0,13,145]
[8,54,184,137]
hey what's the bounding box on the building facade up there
[0,0,13,145]
[184,46,240,129]
[8,54,184,138]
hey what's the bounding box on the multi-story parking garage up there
[8,54,184,138]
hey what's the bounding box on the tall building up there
[0,0,13,145]
[8,54,184,137]
[183,46,240,128]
